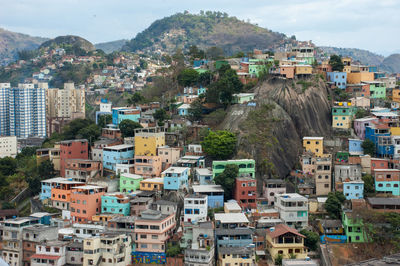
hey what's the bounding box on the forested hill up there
[122,11,292,55]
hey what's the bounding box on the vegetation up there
[361,139,376,156]
[329,55,344,72]
[325,191,346,219]
[362,174,375,195]
[214,164,238,200]
[166,243,182,257]
[119,120,143,138]
[188,99,204,122]
[296,80,313,93]
[97,114,112,128]
[274,254,283,266]
[300,229,319,251]
[177,68,199,87]
[201,130,237,160]
[127,92,146,106]
[153,108,169,126]
[355,108,369,119]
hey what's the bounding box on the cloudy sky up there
[1,0,399,55]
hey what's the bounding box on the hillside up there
[379,54,400,73]
[221,76,332,179]
[40,35,95,51]
[95,39,127,53]
[0,28,48,65]
[122,12,291,55]
[319,46,384,66]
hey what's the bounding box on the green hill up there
[95,39,128,53]
[122,11,291,55]
[40,35,95,52]
[0,28,48,65]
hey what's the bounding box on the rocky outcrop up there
[221,76,332,179]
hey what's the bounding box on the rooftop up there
[218,246,253,255]
[214,213,249,224]
[278,193,308,201]
[267,223,305,238]
[103,144,134,150]
[367,197,400,206]
[216,228,253,235]
[162,167,189,174]
[303,137,324,140]
[121,173,143,179]
[154,200,177,206]
[193,185,224,193]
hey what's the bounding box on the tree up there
[234,51,245,58]
[329,55,344,72]
[0,157,17,176]
[362,139,375,156]
[177,68,199,87]
[206,46,224,60]
[97,114,112,128]
[274,254,283,266]
[76,124,101,144]
[198,71,213,87]
[153,108,168,126]
[355,108,368,119]
[201,130,237,159]
[188,99,203,122]
[214,164,238,200]
[166,243,181,257]
[127,92,146,106]
[119,120,142,138]
[362,174,375,194]
[300,229,319,251]
[325,191,345,219]
[38,160,55,180]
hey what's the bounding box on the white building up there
[275,193,308,229]
[184,194,208,223]
[31,240,67,266]
[0,136,17,158]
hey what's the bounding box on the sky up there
[0,0,399,56]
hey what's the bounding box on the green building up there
[342,211,366,243]
[212,159,256,178]
[365,81,386,99]
[120,173,143,194]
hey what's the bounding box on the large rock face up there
[221,76,332,179]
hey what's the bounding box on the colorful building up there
[65,159,102,182]
[112,107,140,125]
[347,72,374,84]
[264,179,286,206]
[374,169,400,196]
[348,139,364,155]
[102,144,134,171]
[50,179,84,210]
[134,155,162,178]
[232,93,255,104]
[342,57,352,73]
[353,117,378,139]
[275,193,308,229]
[70,185,106,223]
[342,211,366,243]
[134,127,165,156]
[303,137,324,157]
[365,124,393,157]
[332,105,356,129]
[119,173,143,193]
[212,159,256,178]
[234,177,257,210]
[192,185,224,208]
[266,223,307,262]
[59,139,89,177]
[101,193,130,216]
[162,166,190,191]
[157,145,181,170]
[183,194,208,223]
[139,177,164,192]
[343,181,364,200]
[327,72,347,89]
[217,246,256,266]
[364,81,386,99]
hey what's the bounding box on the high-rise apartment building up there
[0,82,46,138]
[46,82,85,135]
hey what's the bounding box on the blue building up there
[162,167,189,191]
[197,86,207,96]
[193,185,224,208]
[195,168,213,185]
[327,72,347,90]
[374,72,385,79]
[369,66,378,73]
[0,83,46,138]
[177,104,190,116]
[215,228,253,249]
[112,107,140,125]
[101,193,130,216]
[343,181,364,200]
[95,99,112,124]
[39,177,71,201]
[102,144,134,171]
[193,59,208,68]
[365,125,393,157]
[30,212,52,225]
[348,139,364,155]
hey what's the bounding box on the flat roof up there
[278,193,308,201]
[372,112,398,117]
[374,169,400,172]
[141,177,163,183]
[303,137,323,140]
[72,185,105,190]
[121,173,143,179]
[367,197,400,205]
[224,201,242,210]
[214,213,249,223]
[195,168,212,175]
[193,185,224,193]
[162,167,189,174]
[103,144,134,150]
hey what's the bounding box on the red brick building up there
[60,139,89,177]
[234,177,257,210]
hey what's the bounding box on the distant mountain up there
[95,39,127,53]
[40,35,95,51]
[379,54,400,73]
[122,12,292,55]
[0,28,48,65]
[319,46,384,66]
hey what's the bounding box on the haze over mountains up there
[0,12,399,72]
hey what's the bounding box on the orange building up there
[134,155,162,178]
[280,66,295,79]
[347,72,374,84]
[393,89,400,103]
[51,179,84,210]
[70,185,107,223]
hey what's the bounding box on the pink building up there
[280,66,295,79]
[354,117,379,140]
[157,146,181,170]
[134,209,175,253]
[134,155,162,178]
[70,185,107,223]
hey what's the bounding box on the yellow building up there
[295,65,313,75]
[92,213,121,224]
[347,72,374,84]
[134,127,165,156]
[342,57,352,73]
[217,247,256,266]
[303,137,324,157]
[139,177,164,191]
[392,89,400,103]
[266,224,308,262]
